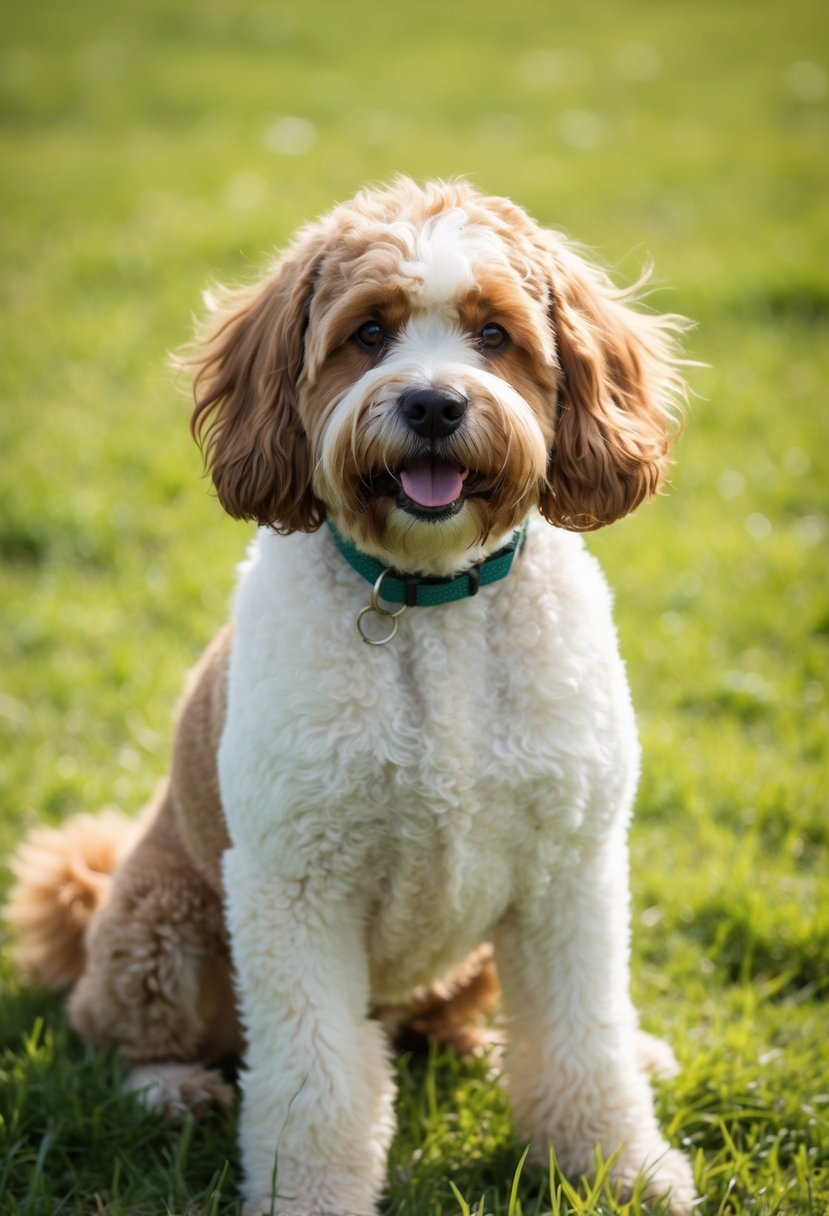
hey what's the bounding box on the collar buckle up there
[400,564,481,607]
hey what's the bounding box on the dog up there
[7,178,696,1214]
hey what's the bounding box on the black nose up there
[398,387,468,440]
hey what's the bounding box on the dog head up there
[190,179,687,575]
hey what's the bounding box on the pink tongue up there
[400,459,464,508]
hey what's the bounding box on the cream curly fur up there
[6,179,695,1215]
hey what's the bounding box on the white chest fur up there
[219,520,639,999]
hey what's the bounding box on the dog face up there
[191,179,686,574]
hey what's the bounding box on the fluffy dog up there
[7,178,696,1214]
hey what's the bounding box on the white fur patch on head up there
[391,210,510,309]
[388,313,477,383]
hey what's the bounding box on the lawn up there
[1,0,827,1212]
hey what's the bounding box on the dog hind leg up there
[376,943,502,1058]
[67,794,241,1118]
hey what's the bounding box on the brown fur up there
[6,810,140,993]
[190,230,331,533]
[538,240,685,530]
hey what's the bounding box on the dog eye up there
[479,323,508,351]
[353,321,387,351]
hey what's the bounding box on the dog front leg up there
[493,835,696,1214]
[223,847,395,1216]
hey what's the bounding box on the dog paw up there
[614,1143,697,1214]
[636,1029,681,1080]
[241,1171,379,1215]
[243,1200,374,1216]
[125,1061,234,1123]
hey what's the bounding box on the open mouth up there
[362,459,487,520]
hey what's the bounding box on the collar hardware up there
[355,567,408,646]
[327,519,529,644]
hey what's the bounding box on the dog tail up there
[5,811,137,992]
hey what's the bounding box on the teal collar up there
[327,518,529,609]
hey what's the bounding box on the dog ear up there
[189,225,329,533]
[537,241,687,531]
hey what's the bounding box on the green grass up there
[1,0,827,1211]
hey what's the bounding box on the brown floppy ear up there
[189,224,330,533]
[538,240,688,531]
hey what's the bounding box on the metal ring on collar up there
[355,568,407,645]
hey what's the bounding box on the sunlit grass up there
[2,0,828,1211]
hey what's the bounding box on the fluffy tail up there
[5,812,138,992]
